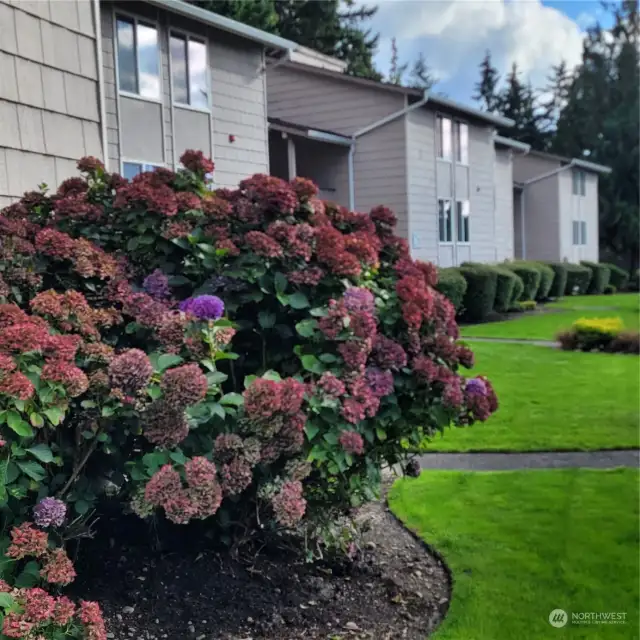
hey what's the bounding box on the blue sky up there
[365,0,612,104]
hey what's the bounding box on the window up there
[572,220,587,246]
[437,116,452,160]
[116,17,160,99]
[455,122,469,164]
[170,33,208,109]
[457,200,470,242]
[122,162,161,180]
[572,169,586,196]
[438,199,452,242]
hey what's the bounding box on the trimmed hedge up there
[435,267,467,311]
[630,269,640,292]
[459,265,498,323]
[604,263,630,291]
[503,262,541,301]
[545,262,569,298]
[581,261,611,294]
[529,262,555,300]
[565,263,592,295]
[493,267,520,313]
[510,275,524,309]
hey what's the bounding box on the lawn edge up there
[418,445,640,454]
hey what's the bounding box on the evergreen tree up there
[388,37,408,84]
[473,51,500,112]
[409,52,436,90]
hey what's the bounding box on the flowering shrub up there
[557,316,638,354]
[0,151,497,568]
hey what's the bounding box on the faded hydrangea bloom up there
[33,497,67,528]
[179,295,224,320]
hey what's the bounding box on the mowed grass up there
[461,293,639,341]
[424,342,639,452]
[389,468,640,640]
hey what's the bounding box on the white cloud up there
[367,0,587,101]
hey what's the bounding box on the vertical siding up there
[494,148,515,261]
[406,107,437,262]
[0,0,100,199]
[524,174,561,261]
[100,2,268,184]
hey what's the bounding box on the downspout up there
[348,89,430,211]
[521,189,526,259]
[93,0,108,170]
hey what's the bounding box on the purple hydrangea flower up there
[33,497,67,528]
[365,366,394,398]
[343,287,375,315]
[179,295,225,320]
[466,378,487,396]
[143,269,170,300]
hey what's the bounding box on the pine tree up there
[388,37,407,84]
[473,51,500,112]
[409,52,435,90]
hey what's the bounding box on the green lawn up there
[461,294,639,341]
[425,342,639,452]
[389,468,640,640]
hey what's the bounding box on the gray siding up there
[560,170,599,262]
[524,174,561,261]
[0,0,101,201]
[101,1,268,186]
[494,147,514,261]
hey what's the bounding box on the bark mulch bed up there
[71,497,450,639]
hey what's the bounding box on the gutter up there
[348,90,430,210]
[93,0,108,170]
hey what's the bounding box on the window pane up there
[188,39,208,108]
[137,23,160,99]
[572,170,579,195]
[572,221,579,245]
[436,117,443,158]
[122,162,142,180]
[442,118,452,160]
[459,123,468,164]
[580,171,586,196]
[581,221,587,245]
[457,200,470,242]
[116,18,137,94]
[439,199,452,242]
[170,34,188,104]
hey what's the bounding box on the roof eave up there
[428,95,515,128]
[146,0,298,51]
[494,135,531,153]
[571,158,612,174]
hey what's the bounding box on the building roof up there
[268,118,352,146]
[527,149,612,174]
[146,0,298,52]
[275,61,515,128]
[494,135,531,153]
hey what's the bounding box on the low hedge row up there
[565,263,592,295]
[545,262,569,298]
[458,265,498,322]
[503,262,541,301]
[435,267,467,311]
[581,261,611,294]
[604,263,630,291]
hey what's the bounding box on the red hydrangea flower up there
[244,378,282,420]
[175,191,202,212]
[79,600,107,640]
[52,596,76,625]
[350,310,377,339]
[54,195,102,221]
[290,176,318,201]
[220,458,253,496]
[365,367,394,397]
[318,299,349,339]
[161,364,208,408]
[457,344,475,368]
[57,176,88,198]
[145,465,182,507]
[6,522,48,559]
[180,149,215,176]
[115,182,178,217]
[338,340,371,371]
[108,349,153,394]
[317,372,345,398]
[289,267,325,286]
[245,231,284,258]
[77,156,105,173]
[372,335,407,370]
[40,548,76,585]
[338,430,364,455]
[271,481,306,528]
[280,378,306,415]
[143,401,189,447]
[239,174,297,216]
[0,371,35,400]
[41,360,89,397]
[22,587,55,621]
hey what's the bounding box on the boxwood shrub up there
[493,267,520,313]
[503,262,541,301]
[545,262,569,298]
[459,265,498,322]
[565,263,592,294]
[580,261,611,294]
[435,267,467,311]
[532,262,555,301]
[603,263,630,291]
[630,269,640,292]
[510,275,524,309]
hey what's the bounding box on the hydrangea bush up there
[0,151,497,570]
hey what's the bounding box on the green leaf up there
[101,406,115,418]
[157,354,184,372]
[376,428,387,442]
[7,412,33,438]
[27,444,54,463]
[206,371,228,385]
[142,451,168,473]
[80,400,97,409]
[75,499,90,515]
[5,462,19,484]
[220,393,244,406]
[318,353,338,364]
[43,407,65,426]
[274,272,288,294]
[300,355,325,375]
[258,311,276,329]
[295,319,317,337]
[304,422,320,441]
[288,292,310,309]
[323,432,338,445]
[0,593,14,609]
[147,386,162,400]
[16,460,45,481]
[127,237,139,251]
[14,561,40,588]
[307,444,328,463]
[169,450,187,465]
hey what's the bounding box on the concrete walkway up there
[463,336,557,347]
[418,449,639,471]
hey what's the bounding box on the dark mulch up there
[71,497,450,639]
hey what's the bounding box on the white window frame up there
[438,198,453,244]
[114,11,163,104]
[454,121,469,166]
[169,28,210,113]
[120,158,165,180]
[456,199,470,244]
[436,115,453,162]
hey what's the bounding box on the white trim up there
[93,0,108,170]
[287,138,296,180]
[168,27,211,112]
[120,158,165,169]
[114,11,163,102]
[454,120,469,167]
[118,90,163,105]
[435,113,453,163]
[166,10,176,169]
[112,7,123,171]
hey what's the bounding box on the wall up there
[0,0,101,207]
[494,147,515,261]
[559,170,599,262]
[101,1,269,187]
[523,174,561,261]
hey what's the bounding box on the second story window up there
[455,122,469,164]
[438,199,452,242]
[572,169,586,196]
[170,34,208,109]
[437,116,452,161]
[116,17,160,99]
[457,200,470,242]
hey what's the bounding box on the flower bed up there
[557,317,639,354]
[0,151,497,629]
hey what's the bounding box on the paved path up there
[418,449,639,471]
[462,336,557,347]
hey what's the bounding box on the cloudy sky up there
[366,0,612,104]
